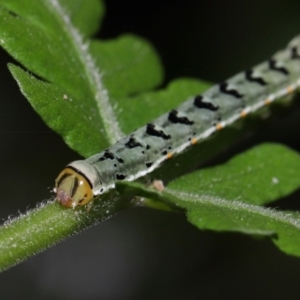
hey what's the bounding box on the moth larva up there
[54,35,300,208]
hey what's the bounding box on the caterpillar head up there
[54,167,93,208]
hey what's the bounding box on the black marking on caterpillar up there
[269,59,289,75]
[56,172,71,189]
[99,150,115,161]
[219,82,244,98]
[168,109,194,125]
[125,137,143,148]
[193,95,219,111]
[78,198,85,204]
[67,165,94,189]
[99,150,124,164]
[146,123,171,140]
[291,47,300,59]
[70,177,79,198]
[146,162,153,168]
[245,69,267,86]
[116,173,126,180]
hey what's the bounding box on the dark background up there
[1,1,300,299]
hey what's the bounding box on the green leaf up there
[0,0,105,37]
[0,0,163,157]
[168,143,300,205]
[116,143,300,257]
[90,35,164,99]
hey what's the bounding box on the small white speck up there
[0,39,4,44]
[63,94,68,100]
[272,177,279,184]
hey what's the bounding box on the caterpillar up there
[54,35,300,208]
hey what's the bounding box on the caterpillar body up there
[55,35,300,208]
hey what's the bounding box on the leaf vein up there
[45,0,124,144]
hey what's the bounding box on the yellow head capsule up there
[55,167,93,208]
